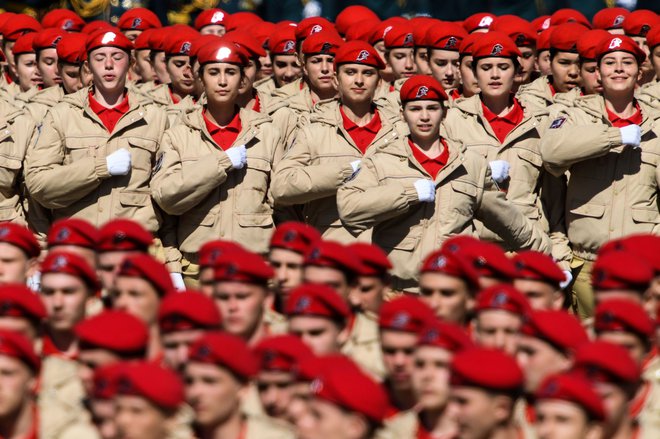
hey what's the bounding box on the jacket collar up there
[183,105,272,148]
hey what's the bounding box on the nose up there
[321,59,330,73]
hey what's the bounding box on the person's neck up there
[389,384,417,411]
[47,327,76,354]
[482,92,513,117]
[607,416,635,439]
[604,92,636,118]
[147,325,162,360]
[199,410,244,439]
[236,89,255,109]
[308,80,336,102]
[341,100,374,126]
[246,319,267,347]
[0,399,34,439]
[169,84,190,102]
[206,102,238,127]
[93,84,126,108]
[419,406,455,437]
[411,135,442,156]
[488,422,520,439]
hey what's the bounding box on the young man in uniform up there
[47,218,98,270]
[425,23,467,96]
[0,222,40,286]
[0,284,46,342]
[0,15,42,99]
[511,251,567,310]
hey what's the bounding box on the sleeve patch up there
[549,117,566,129]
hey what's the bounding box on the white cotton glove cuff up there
[350,160,361,173]
[170,273,186,291]
[620,125,641,148]
[414,179,436,202]
[226,145,247,169]
[489,160,510,183]
[560,270,573,289]
[106,148,131,176]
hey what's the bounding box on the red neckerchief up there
[548,81,556,96]
[408,138,450,180]
[525,402,536,423]
[450,88,462,100]
[202,108,242,151]
[642,346,657,372]
[4,71,13,84]
[340,106,382,154]
[416,423,433,439]
[41,333,76,360]
[481,98,524,143]
[607,101,642,127]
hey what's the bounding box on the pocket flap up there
[631,208,660,224]
[66,137,100,149]
[119,191,151,207]
[237,213,274,227]
[0,155,22,170]
[128,137,158,152]
[450,180,478,197]
[516,148,543,167]
[248,157,272,172]
[569,202,606,218]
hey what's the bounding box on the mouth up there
[103,75,116,81]
[402,71,415,78]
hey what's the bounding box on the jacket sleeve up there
[539,110,623,176]
[271,128,355,205]
[541,171,572,270]
[337,157,420,233]
[150,129,233,216]
[24,111,111,210]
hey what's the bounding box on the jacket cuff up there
[94,157,111,179]
[217,152,233,172]
[339,162,356,184]
[609,127,625,147]
[402,183,420,205]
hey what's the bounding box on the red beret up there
[32,28,66,51]
[648,26,660,50]
[0,13,16,33]
[146,27,169,51]
[41,251,100,293]
[2,15,41,41]
[522,310,588,354]
[0,223,39,259]
[599,234,660,274]
[48,218,97,249]
[573,340,640,385]
[285,283,350,321]
[296,17,334,41]
[475,284,531,317]
[12,33,37,56]
[490,16,536,47]
[188,34,222,58]
[411,17,438,46]
[344,19,381,42]
[224,30,267,58]
[164,34,198,57]
[451,348,523,394]
[347,242,392,277]
[549,22,590,52]
[270,222,321,256]
[383,22,415,49]
[158,290,221,334]
[81,20,114,36]
[512,251,565,287]
[86,28,134,53]
[197,40,248,66]
[459,241,517,281]
[93,363,124,400]
[592,8,629,30]
[536,28,553,51]
[213,250,273,284]
[595,299,654,340]
[132,28,153,50]
[463,13,496,33]
[304,241,363,274]
[333,40,386,69]
[75,310,149,355]
[188,331,258,379]
[425,22,467,51]
[459,32,482,56]
[311,356,389,423]
[595,34,647,64]
[117,8,162,31]
[194,8,228,30]
[247,21,276,48]
[224,12,262,33]
[0,330,40,373]
[0,284,46,322]
[400,75,449,102]
[471,31,522,59]
[418,320,473,352]
[550,8,592,28]
[117,361,184,410]
[531,16,552,33]
[254,334,314,372]
[268,26,297,55]
[301,31,343,56]
[97,219,153,253]
[56,33,88,64]
[369,18,407,45]
[335,6,379,36]
[535,373,606,421]
[117,254,174,297]
[199,240,245,269]
[577,29,612,61]
[591,250,653,292]
[379,296,436,334]
[420,248,480,290]
[623,10,659,37]
[41,9,84,32]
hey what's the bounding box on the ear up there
[491,395,514,424]
[345,413,370,439]
[337,323,351,347]
[585,422,604,439]
[25,257,39,279]
[551,289,564,311]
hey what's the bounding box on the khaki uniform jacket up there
[24,86,64,122]
[516,75,556,113]
[25,87,167,232]
[135,83,197,126]
[272,99,400,243]
[0,99,29,224]
[341,311,385,381]
[553,87,582,109]
[337,136,552,291]
[443,95,571,267]
[255,76,277,95]
[151,105,283,257]
[245,415,296,439]
[638,81,660,111]
[539,95,660,261]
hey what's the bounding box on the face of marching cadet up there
[258,50,273,79]
[373,40,394,81]
[415,47,432,75]
[335,63,379,107]
[36,47,61,87]
[272,53,302,87]
[516,46,536,86]
[111,276,161,327]
[115,395,173,439]
[402,99,444,144]
[303,54,336,97]
[381,329,417,392]
[629,35,653,83]
[150,50,170,84]
[289,315,347,355]
[15,53,42,93]
[0,354,35,419]
[412,345,453,411]
[212,281,266,340]
[459,55,480,97]
[419,272,474,325]
[550,51,581,93]
[597,51,640,95]
[40,272,91,333]
[0,243,36,285]
[185,361,244,428]
[428,48,460,91]
[201,62,244,108]
[256,368,295,419]
[579,60,602,95]
[475,56,516,99]
[58,62,83,94]
[238,57,259,95]
[536,49,551,76]
[535,400,602,439]
[269,248,305,305]
[514,278,564,311]
[386,47,418,80]
[474,309,523,356]
[166,54,194,97]
[135,49,156,82]
[200,24,226,37]
[161,328,206,374]
[651,44,660,77]
[88,46,131,94]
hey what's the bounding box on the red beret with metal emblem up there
[595,34,647,64]
[301,31,343,56]
[197,40,248,66]
[623,10,659,37]
[512,251,566,287]
[0,329,40,373]
[33,28,66,51]
[97,219,153,253]
[48,218,97,249]
[592,8,629,31]
[296,16,335,41]
[550,8,591,28]
[411,17,438,46]
[490,16,536,47]
[420,248,480,290]
[75,310,149,355]
[224,12,262,33]
[535,372,606,421]
[475,284,531,317]
[164,33,198,57]
[521,310,588,354]
[132,28,154,50]
[56,33,89,64]
[93,363,125,400]
[2,15,41,42]
[199,240,245,269]
[194,8,228,31]
[383,22,415,49]
[425,22,467,51]
[117,8,162,31]
[463,13,496,33]
[594,299,654,340]
[379,296,436,334]
[334,40,385,69]
[188,34,222,58]
[0,284,46,322]
[459,240,517,281]
[451,348,523,394]
[117,254,175,297]
[591,250,653,292]
[81,20,114,35]
[347,242,392,277]
[577,29,612,61]
[41,9,84,32]
[116,361,184,410]
[418,319,473,352]
[599,234,660,274]
[86,28,134,53]
[368,17,408,45]
[344,19,381,42]
[536,28,553,51]
[224,30,267,58]
[459,32,482,56]
[531,16,551,33]
[573,340,639,385]
[254,334,314,372]
[304,240,363,274]
[12,33,37,56]
[268,26,297,55]
[158,290,221,334]
[400,75,449,102]
[284,283,350,321]
[41,251,100,293]
[647,25,660,50]
[213,250,273,284]
[188,331,258,379]
[471,31,522,59]
[0,222,39,259]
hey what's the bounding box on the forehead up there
[535,399,586,418]
[476,309,523,325]
[41,272,86,289]
[337,63,377,74]
[303,265,346,284]
[115,275,155,292]
[89,47,128,57]
[269,248,305,264]
[161,329,204,344]
[419,272,467,289]
[203,62,240,70]
[429,49,460,60]
[380,329,418,347]
[476,56,515,66]
[214,281,264,295]
[0,242,27,258]
[289,315,336,330]
[415,345,453,361]
[600,51,637,62]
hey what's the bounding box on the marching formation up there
[0,4,658,439]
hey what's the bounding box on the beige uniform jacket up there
[24,85,64,122]
[341,311,385,381]
[337,136,552,291]
[255,76,277,95]
[539,95,660,261]
[151,105,282,258]
[0,99,29,224]
[272,99,400,243]
[135,83,198,126]
[443,95,571,267]
[638,81,660,111]
[245,415,296,439]
[516,75,556,113]
[25,86,167,233]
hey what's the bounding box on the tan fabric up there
[539,95,660,261]
[23,86,64,122]
[382,410,417,439]
[638,369,660,439]
[0,99,29,225]
[637,81,660,111]
[337,135,552,291]
[245,415,296,439]
[516,75,555,113]
[151,105,283,257]
[254,76,277,95]
[272,99,400,243]
[341,311,385,381]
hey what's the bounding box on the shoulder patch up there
[549,117,566,129]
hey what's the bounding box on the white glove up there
[489,160,510,183]
[170,273,186,291]
[226,145,247,169]
[620,125,641,148]
[560,270,573,289]
[27,272,41,292]
[302,0,322,18]
[106,148,131,176]
[350,160,361,173]
[414,179,436,202]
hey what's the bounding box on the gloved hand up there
[226,145,247,169]
[106,148,131,176]
[560,270,573,289]
[489,160,510,183]
[170,272,186,291]
[350,160,361,173]
[414,179,436,202]
[620,125,641,148]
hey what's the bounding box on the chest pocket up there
[64,137,100,164]
[450,179,478,217]
[639,151,659,188]
[127,137,158,171]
